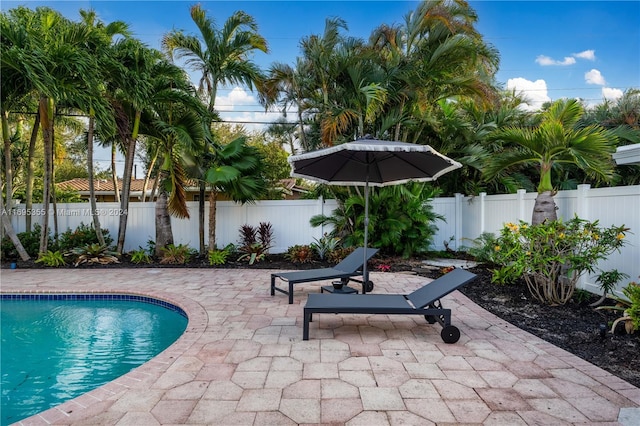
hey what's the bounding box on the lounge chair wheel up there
[424,315,437,324]
[365,280,374,292]
[441,325,460,343]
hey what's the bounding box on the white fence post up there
[479,192,487,234]
[454,193,463,250]
[517,189,527,222]
[576,184,591,221]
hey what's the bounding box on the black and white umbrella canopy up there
[288,138,462,294]
[288,139,462,186]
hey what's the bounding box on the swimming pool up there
[1,294,188,425]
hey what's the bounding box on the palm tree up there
[163,4,268,251]
[77,9,130,246]
[262,59,313,152]
[101,38,163,253]
[2,6,105,253]
[137,63,208,254]
[485,99,622,224]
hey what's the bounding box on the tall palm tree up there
[262,59,313,152]
[369,0,499,144]
[101,38,162,253]
[163,4,268,251]
[138,83,206,254]
[485,99,622,224]
[2,6,105,253]
[78,9,130,246]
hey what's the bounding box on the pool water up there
[1,296,188,425]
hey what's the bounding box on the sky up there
[3,0,639,175]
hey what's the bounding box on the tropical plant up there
[202,135,267,252]
[310,183,443,258]
[237,222,274,265]
[310,234,341,260]
[129,247,153,264]
[35,250,66,267]
[464,232,499,265]
[71,243,120,266]
[591,269,631,307]
[485,99,629,225]
[326,246,355,264]
[596,279,640,334]
[162,5,268,253]
[285,245,316,264]
[159,243,195,265]
[57,223,113,253]
[490,218,628,305]
[208,247,230,266]
[1,224,50,259]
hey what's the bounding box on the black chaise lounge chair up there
[271,247,379,304]
[302,268,477,343]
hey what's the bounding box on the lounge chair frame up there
[302,268,477,343]
[270,247,379,304]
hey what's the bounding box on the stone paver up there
[2,267,638,425]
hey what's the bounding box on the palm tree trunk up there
[532,191,558,225]
[0,173,30,261]
[51,128,58,242]
[207,188,219,252]
[199,181,205,254]
[38,97,53,254]
[87,114,105,245]
[25,113,40,232]
[141,149,158,202]
[117,110,141,254]
[154,185,173,257]
[111,143,120,203]
[2,110,13,219]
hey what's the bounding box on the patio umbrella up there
[288,137,462,293]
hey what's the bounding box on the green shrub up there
[71,244,120,266]
[1,224,51,259]
[208,248,230,266]
[285,245,315,263]
[464,232,499,264]
[327,246,354,264]
[310,184,442,258]
[596,279,640,334]
[57,223,113,252]
[237,223,274,265]
[310,234,341,260]
[159,244,195,265]
[491,217,628,305]
[35,250,66,267]
[129,247,153,264]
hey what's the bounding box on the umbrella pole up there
[363,177,369,294]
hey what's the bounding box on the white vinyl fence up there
[8,184,640,295]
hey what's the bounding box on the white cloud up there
[535,55,576,66]
[215,86,256,111]
[585,69,606,85]
[507,77,551,111]
[602,87,623,101]
[573,50,596,60]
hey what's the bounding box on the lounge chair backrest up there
[407,268,477,309]
[334,247,379,273]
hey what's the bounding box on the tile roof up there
[57,178,157,193]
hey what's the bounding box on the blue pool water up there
[1,295,188,425]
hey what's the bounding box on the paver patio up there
[2,267,639,425]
